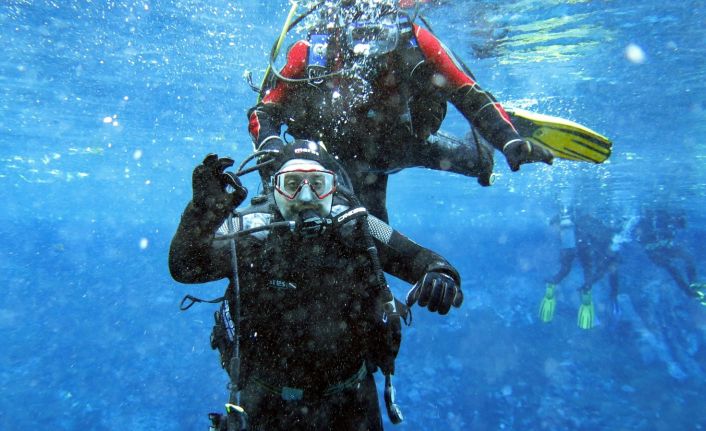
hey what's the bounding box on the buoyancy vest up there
[210,195,407,389]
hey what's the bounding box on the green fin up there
[690,283,706,306]
[507,108,612,164]
[539,283,557,322]
[577,291,595,329]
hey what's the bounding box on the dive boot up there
[577,290,595,330]
[539,283,557,323]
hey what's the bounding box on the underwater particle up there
[625,43,646,64]
[431,73,447,87]
[102,116,113,123]
[133,149,143,160]
[139,238,149,250]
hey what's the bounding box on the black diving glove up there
[406,271,463,315]
[191,154,248,227]
[502,139,554,172]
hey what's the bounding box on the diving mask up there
[273,159,336,221]
[346,17,399,56]
[274,167,336,200]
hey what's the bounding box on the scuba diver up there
[538,206,621,329]
[635,205,706,305]
[247,0,554,221]
[169,140,463,430]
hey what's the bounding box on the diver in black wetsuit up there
[247,0,553,221]
[538,206,621,329]
[169,140,462,430]
[635,206,706,305]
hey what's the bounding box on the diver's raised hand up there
[406,271,463,315]
[192,154,247,217]
[502,139,554,172]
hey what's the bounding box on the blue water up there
[2,1,705,429]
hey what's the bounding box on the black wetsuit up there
[169,195,459,430]
[248,21,522,221]
[548,213,619,296]
[636,208,697,297]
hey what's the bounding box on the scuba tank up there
[558,207,576,250]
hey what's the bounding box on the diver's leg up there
[576,245,596,329]
[607,256,620,295]
[547,248,576,284]
[586,250,613,286]
[671,246,697,284]
[608,257,621,315]
[577,245,595,292]
[238,379,288,431]
[400,132,495,182]
[649,249,693,297]
[329,372,383,431]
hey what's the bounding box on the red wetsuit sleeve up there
[413,25,520,149]
[261,40,309,104]
[413,25,475,88]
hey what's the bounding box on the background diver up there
[247,0,554,222]
[538,206,623,329]
[634,204,706,305]
[169,140,463,430]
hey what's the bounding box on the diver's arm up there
[413,25,520,151]
[413,25,552,170]
[247,40,309,152]
[366,215,461,286]
[169,154,248,284]
[169,203,235,284]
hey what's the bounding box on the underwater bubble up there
[139,238,149,250]
[625,43,646,64]
[431,73,447,87]
[133,149,143,160]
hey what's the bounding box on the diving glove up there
[192,154,248,230]
[577,290,595,330]
[538,283,557,323]
[407,271,462,315]
[502,139,554,172]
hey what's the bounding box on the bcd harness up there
[181,193,411,429]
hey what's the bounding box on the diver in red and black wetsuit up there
[248,0,553,221]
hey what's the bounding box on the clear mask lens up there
[274,169,336,200]
[346,19,398,56]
